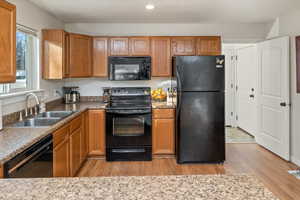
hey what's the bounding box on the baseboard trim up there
[291,156,300,167]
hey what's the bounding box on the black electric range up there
[106,87,152,161]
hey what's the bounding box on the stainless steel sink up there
[10,118,61,128]
[36,111,74,119]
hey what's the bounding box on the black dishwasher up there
[4,134,53,178]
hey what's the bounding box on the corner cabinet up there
[0,0,16,83]
[151,37,172,77]
[69,33,92,77]
[152,109,175,155]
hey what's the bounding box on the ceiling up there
[28,0,300,23]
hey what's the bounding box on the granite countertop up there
[0,102,106,165]
[0,101,175,165]
[0,175,278,200]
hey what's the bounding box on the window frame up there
[0,25,39,96]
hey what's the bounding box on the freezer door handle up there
[176,65,183,119]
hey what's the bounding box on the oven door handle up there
[106,110,151,115]
[7,141,52,175]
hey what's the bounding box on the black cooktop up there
[107,87,151,110]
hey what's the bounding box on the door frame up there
[222,44,257,128]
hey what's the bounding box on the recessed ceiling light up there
[146,4,155,10]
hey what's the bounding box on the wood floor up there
[77,144,300,200]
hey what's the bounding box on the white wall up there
[277,10,300,165]
[64,78,173,96]
[65,23,269,43]
[1,0,64,115]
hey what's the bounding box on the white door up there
[236,46,258,137]
[257,37,290,160]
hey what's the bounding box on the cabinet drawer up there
[70,115,82,132]
[153,109,175,119]
[53,125,70,147]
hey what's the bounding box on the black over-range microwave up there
[108,56,151,81]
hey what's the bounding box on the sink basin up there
[36,111,74,119]
[10,118,61,128]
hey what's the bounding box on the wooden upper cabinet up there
[110,37,129,56]
[42,30,67,79]
[130,37,151,56]
[88,110,105,156]
[93,37,108,77]
[171,37,196,56]
[197,36,221,56]
[151,37,171,77]
[69,33,92,77]
[0,0,16,83]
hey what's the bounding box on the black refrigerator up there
[174,56,225,164]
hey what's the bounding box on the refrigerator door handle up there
[176,66,183,119]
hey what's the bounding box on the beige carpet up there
[226,127,256,143]
[0,175,278,200]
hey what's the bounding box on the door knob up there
[280,102,290,107]
[249,94,254,98]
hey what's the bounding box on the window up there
[0,26,38,94]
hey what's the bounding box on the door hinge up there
[231,112,234,116]
[236,115,238,120]
[235,55,238,60]
[236,86,238,91]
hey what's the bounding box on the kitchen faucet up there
[25,93,41,117]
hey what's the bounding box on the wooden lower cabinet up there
[53,137,69,177]
[80,112,89,163]
[70,128,81,176]
[88,110,106,156]
[53,112,89,177]
[0,165,3,178]
[152,109,175,155]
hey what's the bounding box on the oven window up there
[113,117,145,136]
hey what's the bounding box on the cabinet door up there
[42,30,66,79]
[93,37,108,77]
[171,37,196,56]
[151,37,171,77]
[110,37,129,56]
[130,37,151,56]
[69,34,92,77]
[70,128,81,176]
[80,112,88,163]
[152,118,175,155]
[197,36,221,56]
[53,138,69,177]
[0,1,16,83]
[88,110,105,156]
